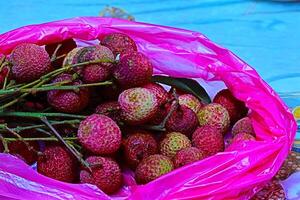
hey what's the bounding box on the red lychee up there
[122,130,158,169]
[77,114,122,154]
[80,156,122,194]
[143,83,168,106]
[76,45,114,83]
[251,180,286,200]
[197,103,230,135]
[173,147,204,168]
[232,117,255,136]
[45,39,77,67]
[166,105,199,136]
[11,43,52,83]
[47,73,90,113]
[213,89,248,124]
[231,132,256,143]
[118,87,158,125]
[192,125,224,157]
[37,144,78,182]
[113,52,153,88]
[178,94,204,114]
[135,154,174,184]
[101,33,137,56]
[95,101,122,123]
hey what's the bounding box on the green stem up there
[0,112,86,119]
[51,44,62,62]
[0,133,9,152]
[4,137,77,142]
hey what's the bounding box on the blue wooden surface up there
[0,0,300,106]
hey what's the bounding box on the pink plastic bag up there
[0,17,296,200]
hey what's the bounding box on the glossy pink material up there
[0,17,296,200]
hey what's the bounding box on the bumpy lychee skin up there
[118,87,158,125]
[251,180,286,200]
[1,141,40,165]
[197,103,230,135]
[95,101,122,123]
[37,144,78,183]
[80,156,122,194]
[213,89,248,124]
[232,117,255,136]
[11,43,52,83]
[76,45,114,83]
[232,132,256,143]
[178,94,204,114]
[135,154,174,184]
[63,47,83,66]
[78,114,122,154]
[45,39,77,67]
[192,126,224,157]
[166,105,199,136]
[113,52,153,88]
[143,83,168,106]
[123,131,158,169]
[159,132,192,159]
[47,73,90,113]
[101,33,137,56]
[173,147,204,168]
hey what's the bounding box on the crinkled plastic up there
[0,17,296,200]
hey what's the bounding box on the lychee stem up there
[52,54,67,61]
[40,117,92,172]
[0,111,86,119]
[4,137,77,142]
[51,44,62,62]
[0,133,9,152]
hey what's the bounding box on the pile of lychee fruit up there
[0,33,256,195]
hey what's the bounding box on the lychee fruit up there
[0,65,11,87]
[159,132,191,159]
[80,156,122,194]
[251,180,286,200]
[178,94,204,114]
[76,45,114,83]
[37,144,78,183]
[47,73,90,113]
[173,147,204,168]
[63,47,83,66]
[77,114,122,154]
[135,154,174,184]
[231,132,256,143]
[197,103,230,135]
[101,33,137,56]
[213,89,248,124]
[11,43,52,83]
[45,39,77,67]
[123,131,158,169]
[232,117,255,136]
[118,87,158,125]
[0,140,40,165]
[113,52,153,88]
[192,126,224,157]
[95,101,122,124]
[166,105,199,136]
[143,83,168,106]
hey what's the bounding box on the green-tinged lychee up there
[135,154,174,184]
[178,94,204,114]
[37,144,78,183]
[95,101,122,124]
[78,114,122,154]
[143,83,168,106]
[76,45,114,83]
[159,132,191,159]
[47,73,90,113]
[123,130,158,169]
[11,43,52,83]
[80,156,122,194]
[113,52,153,88]
[192,126,224,157]
[118,87,158,125]
[173,147,204,168]
[101,33,137,56]
[213,89,248,124]
[166,105,199,136]
[197,103,230,134]
[63,47,83,66]
[232,117,255,136]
